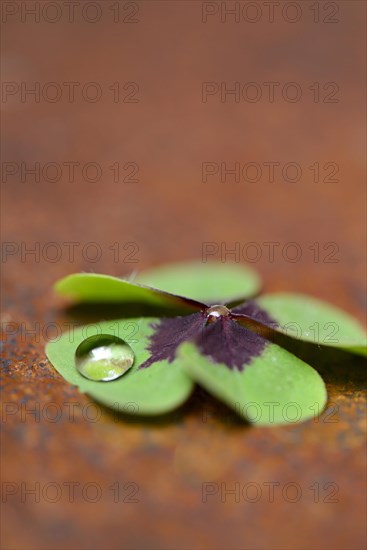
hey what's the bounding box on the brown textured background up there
[1,1,366,549]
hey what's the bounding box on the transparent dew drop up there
[205,304,231,324]
[75,334,134,381]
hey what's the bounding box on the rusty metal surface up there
[1,1,366,549]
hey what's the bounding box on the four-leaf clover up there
[46,262,367,425]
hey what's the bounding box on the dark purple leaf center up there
[140,301,277,371]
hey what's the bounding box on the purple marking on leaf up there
[231,300,278,329]
[195,317,268,371]
[140,302,273,371]
[140,312,206,369]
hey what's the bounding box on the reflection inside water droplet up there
[205,305,231,324]
[75,334,134,381]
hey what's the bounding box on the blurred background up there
[1,1,366,549]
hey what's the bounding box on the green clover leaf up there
[45,262,366,425]
[46,318,194,415]
[256,292,367,355]
[134,261,261,303]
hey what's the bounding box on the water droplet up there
[75,334,134,381]
[205,305,231,324]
